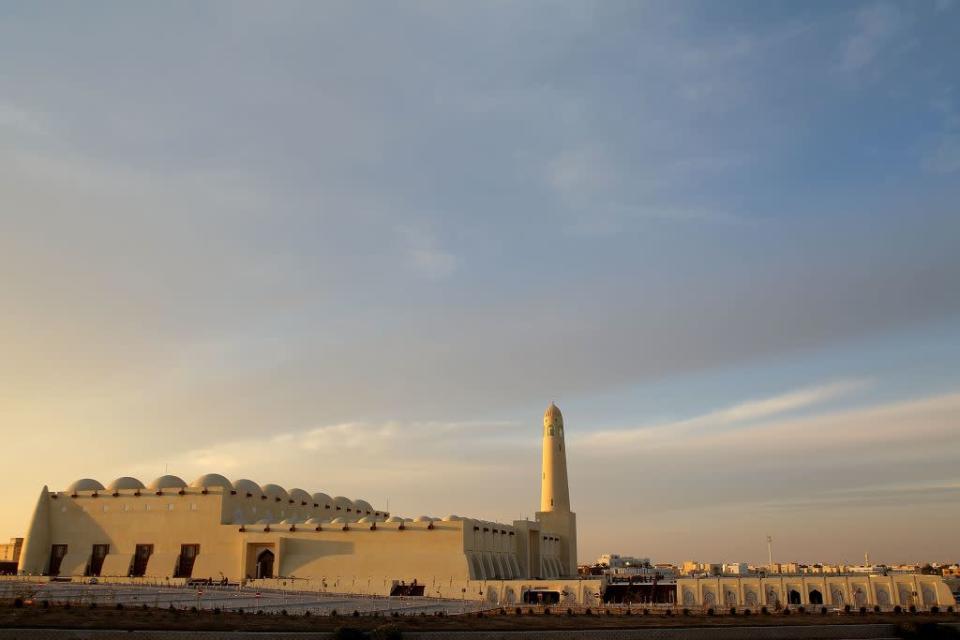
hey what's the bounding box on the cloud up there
[580,379,870,449]
[840,3,904,71]
[923,134,960,173]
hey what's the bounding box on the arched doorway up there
[256,549,274,579]
[809,589,823,605]
[788,589,802,605]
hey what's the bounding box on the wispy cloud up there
[839,2,904,71]
[580,379,870,449]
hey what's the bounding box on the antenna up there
[766,535,773,567]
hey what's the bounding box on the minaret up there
[541,402,570,511]
[535,402,577,577]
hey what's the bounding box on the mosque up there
[14,403,954,609]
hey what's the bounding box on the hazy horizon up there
[1,1,959,566]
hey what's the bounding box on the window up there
[132,544,153,577]
[175,544,200,578]
[90,544,109,576]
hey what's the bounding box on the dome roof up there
[148,475,186,491]
[289,488,311,504]
[353,499,373,514]
[358,515,376,523]
[385,516,405,523]
[190,474,233,490]
[414,515,434,522]
[233,479,263,498]
[106,477,144,491]
[312,492,333,507]
[262,483,289,502]
[68,478,105,493]
[332,496,353,511]
[544,402,563,428]
[330,516,348,524]
[442,514,462,522]
[305,517,329,525]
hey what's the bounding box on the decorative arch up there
[876,586,891,606]
[766,586,780,605]
[809,589,823,605]
[702,590,716,607]
[744,589,758,607]
[682,588,696,606]
[921,586,936,607]
[724,588,738,606]
[788,589,802,605]
[830,586,845,606]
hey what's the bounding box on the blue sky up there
[1,1,959,564]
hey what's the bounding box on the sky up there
[1,1,959,566]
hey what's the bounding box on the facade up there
[676,574,955,609]
[0,537,23,574]
[16,404,593,604]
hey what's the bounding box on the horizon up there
[1,1,958,566]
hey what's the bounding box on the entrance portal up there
[256,549,275,579]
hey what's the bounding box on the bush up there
[642,608,650,616]
[89,602,97,609]
[476,611,484,618]
[682,608,691,616]
[332,627,366,640]
[874,605,881,613]
[743,609,752,616]
[782,607,790,615]
[798,606,805,614]
[352,609,360,618]
[168,604,176,612]
[664,609,673,617]
[930,606,940,614]
[256,610,264,615]
[584,607,592,616]
[41,600,49,609]
[730,607,737,616]
[821,606,828,615]
[567,608,574,616]
[330,609,338,617]
[947,606,954,613]
[281,609,288,616]
[141,603,148,610]
[515,606,522,615]
[706,607,714,616]
[761,606,769,615]
[213,607,221,615]
[527,608,534,616]
[371,623,403,640]
[543,607,550,615]
[909,605,917,614]
[859,606,867,615]
[844,604,852,614]
[304,610,311,617]
[116,602,124,610]
[13,598,23,608]
[894,605,903,614]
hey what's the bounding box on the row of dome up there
[65,474,375,513]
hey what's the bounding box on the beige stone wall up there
[0,538,22,563]
[676,574,955,609]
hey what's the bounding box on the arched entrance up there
[809,589,823,605]
[788,589,802,605]
[256,549,274,579]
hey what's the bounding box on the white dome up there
[68,478,105,493]
[385,516,404,523]
[190,474,233,491]
[353,499,374,514]
[442,514,462,522]
[106,477,144,491]
[305,517,328,525]
[148,475,186,491]
[233,479,263,498]
[330,516,348,524]
[312,492,332,506]
[332,496,354,511]
[262,483,289,502]
[289,488,311,504]
[414,515,434,522]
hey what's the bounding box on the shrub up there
[352,610,360,618]
[115,602,124,610]
[543,607,550,615]
[743,608,752,616]
[820,606,828,615]
[304,610,311,617]
[256,609,264,615]
[706,607,714,616]
[664,609,673,617]
[168,604,176,612]
[41,600,49,609]
[141,604,148,610]
[874,605,881,613]
[894,605,902,614]
[190,606,198,614]
[730,607,737,616]
[330,609,338,617]
[584,607,592,616]
[930,606,940,614]
[213,607,221,615]
[567,608,574,616]
[682,608,691,616]
[798,606,805,614]
[782,607,790,615]
[371,623,403,640]
[844,604,852,614]
[89,602,97,609]
[476,611,484,618]
[332,627,366,640]
[909,605,917,614]
[642,608,649,616]
[947,606,954,613]
[527,608,534,615]
[281,609,288,616]
[515,606,522,615]
[859,606,867,615]
[13,598,24,608]
[761,606,769,615]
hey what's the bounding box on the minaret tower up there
[535,402,578,577]
[541,402,570,511]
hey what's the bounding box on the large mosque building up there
[16,404,594,604]
[14,403,955,609]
